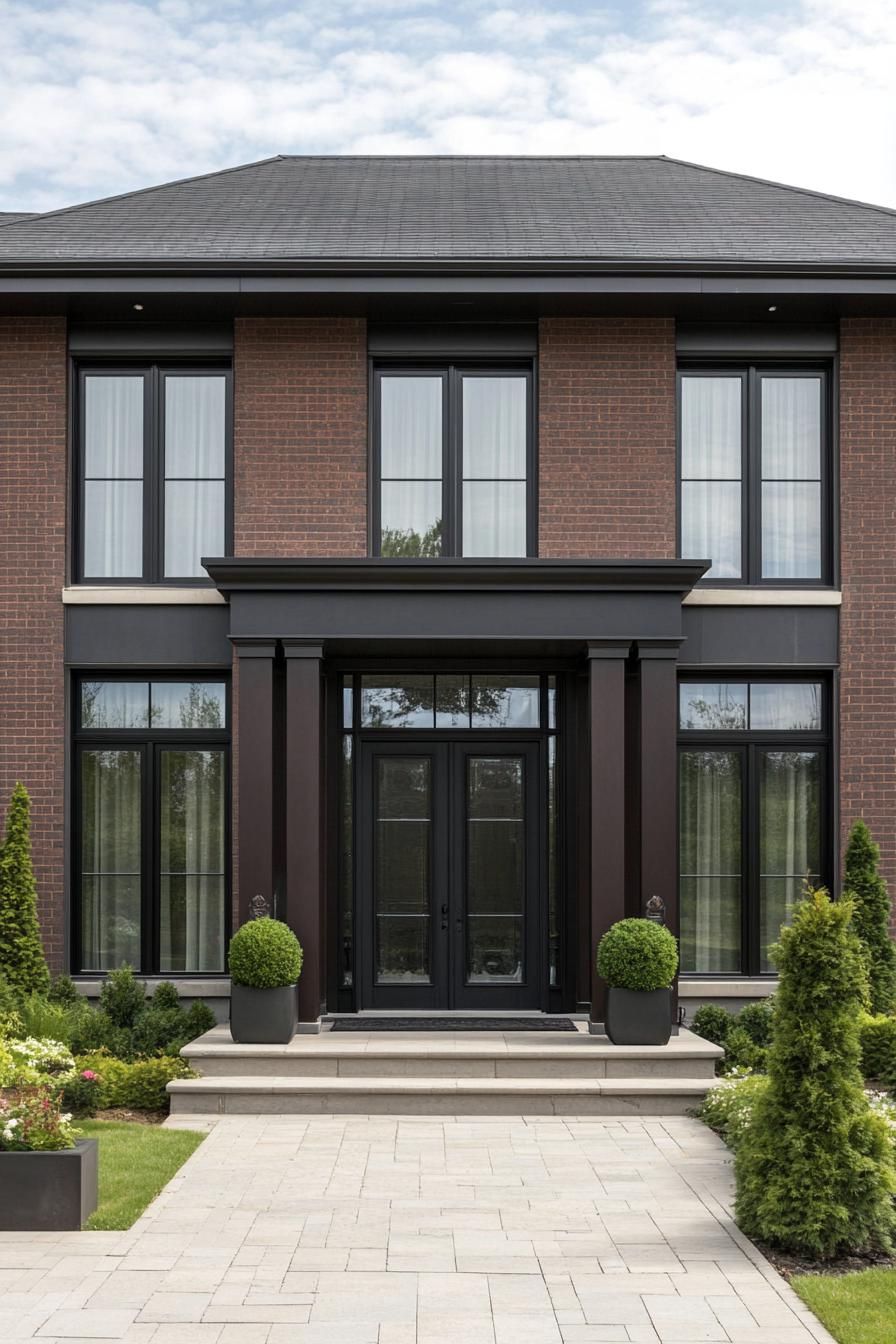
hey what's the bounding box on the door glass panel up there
[471,676,540,728]
[80,749,142,970]
[340,735,354,986]
[159,749,226,973]
[759,750,820,970]
[679,750,742,973]
[361,676,434,728]
[375,757,432,984]
[435,674,470,728]
[466,756,524,983]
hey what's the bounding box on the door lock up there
[441,903,449,931]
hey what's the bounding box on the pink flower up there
[80,1070,99,1081]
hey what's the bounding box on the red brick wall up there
[538,318,677,558]
[233,318,368,556]
[840,318,896,897]
[0,318,67,970]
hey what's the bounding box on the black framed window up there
[678,678,829,976]
[74,677,230,974]
[372,365,535,557]
[77,365,232,583]
[678,366,831,584]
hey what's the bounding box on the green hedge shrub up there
[859,1013,896,1085]
[844,820,896,1016]
[47,974,81,1008]
[596,919,678,992]
[228,918,303,989]
[737,998,776,1049]
[74,1051,194,1110]
[735,887,896,1260]
[0,784,49,996]
[99,966,147,1029]
[691,1004,733,1047]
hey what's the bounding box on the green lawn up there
[793,1268,896,1344]
[79,1120,206,1230]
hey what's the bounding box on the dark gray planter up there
[604,987,672,1046]
[230,981,297,1044]
[0,1138,98,1230]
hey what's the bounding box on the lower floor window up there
[75,678,229,973]
[678,679,827,975]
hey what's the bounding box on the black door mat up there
[328,1017,578,1032]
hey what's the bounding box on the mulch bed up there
[92,1107,168,1125]
[758,1242,896,1279]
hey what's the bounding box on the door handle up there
[440,903,448,931]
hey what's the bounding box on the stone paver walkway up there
[0,1115,834,1343]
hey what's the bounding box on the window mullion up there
[146,366,159,582]
[447,367,459,556]
[746,367,759,585]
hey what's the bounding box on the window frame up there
[370,361,537,558]
[676,362,833,586]
[677,675,832,976]
[72,674,232,975]
[75,361,233,586]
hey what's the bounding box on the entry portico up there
[206,557,708,1029]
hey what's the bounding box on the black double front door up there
[357,738,543,1010]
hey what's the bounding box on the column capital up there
[282,639,325,660]
[231,637,278,659]
[585,640,632,661]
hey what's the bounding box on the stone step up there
[167,1074,717,1117]
[181,1026,722,1082]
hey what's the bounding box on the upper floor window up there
[678,367,830,583]
[372,366,534,557]
[77,365,231,582]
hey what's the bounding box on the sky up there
[1,0,895,214]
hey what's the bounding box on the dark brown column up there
[233,639,276,926]
[283,640,325,1028]
[587,643,630,1030]
[638,641,681,1019]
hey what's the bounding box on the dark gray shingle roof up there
[0,156,895,267]
[0,211,39,225]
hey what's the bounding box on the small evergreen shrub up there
[737,997,776,1049]
[723,1027,767,1074]
[844,820,896,1015]
[228,918,303,989]
[184,999,216,1038]
[859,1013,896,1084]
[700,1072,770,1150]
[596,919,678,992]
[0,784,49,996]
[690,1004,733,1046]
[74,1051,194,1110]
[151,981,181,1012]
[47,974,81,1008]
[99,966,146,1029]
[735,887,896,1260]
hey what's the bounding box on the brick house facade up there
[0,156,892,1023]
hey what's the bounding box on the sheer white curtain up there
[164,376,226,577]
[761,377,822,579]
[159,750,225,972]
[462,376,527,557]
[81,750,142,969]
[680,376,742,578]
[680,751,742,972]
[379,377,443,554]
[83,376,144,577]
[759,750,820,968]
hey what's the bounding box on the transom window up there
[678,367,830,583]
[678,678,828,976]
[77,365,231,582]
[74,678,230,974]
[372,366,534,557]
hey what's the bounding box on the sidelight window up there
[74,677,229,974]
[678,367,830,583]
[678,678,828,975]
[373,366,534,557]
[77,365,231,582]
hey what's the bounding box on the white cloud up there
[0,1,894,211]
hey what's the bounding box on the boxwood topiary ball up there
[228,918,303,989]
[597,918,678,991]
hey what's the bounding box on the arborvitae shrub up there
[0,784,49,996]
[859,1013,896,1083]
[844,821,896,1015]
[47,974,81,1008]
[735,888,896,1259]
